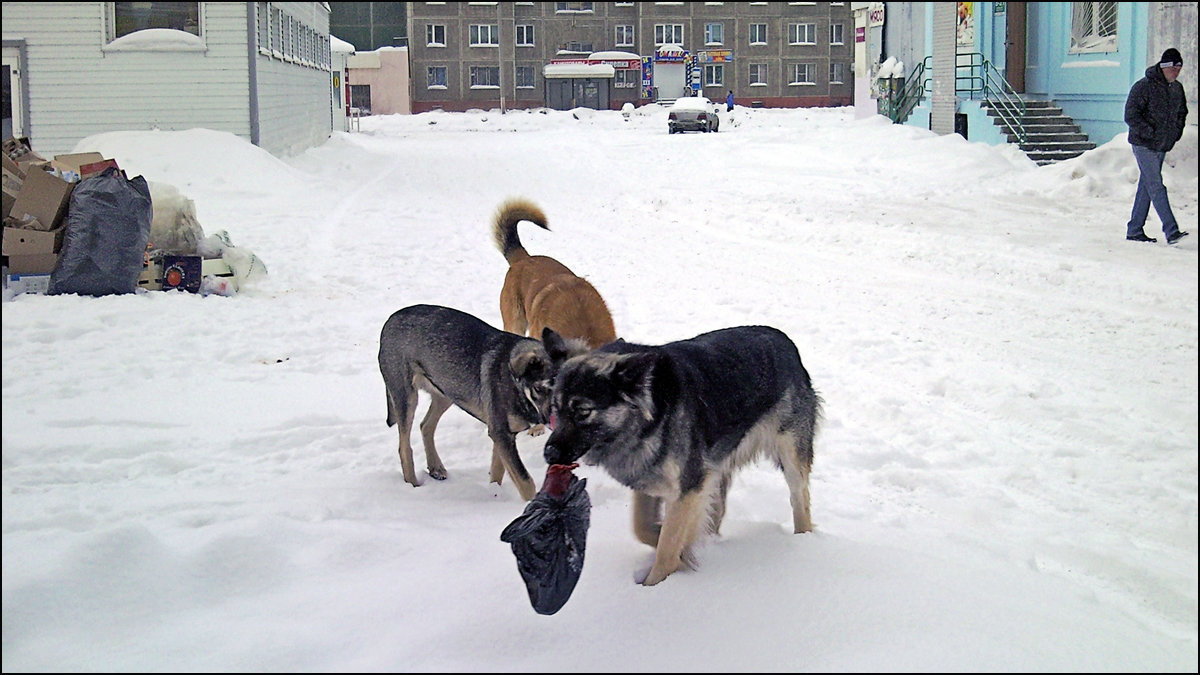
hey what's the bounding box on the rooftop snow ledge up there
[103,28,206,52]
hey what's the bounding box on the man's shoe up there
[1126,232,1157,242]
[1167,230,1190,245]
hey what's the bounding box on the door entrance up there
[1005,2,1026,93]
[2,46,25,140]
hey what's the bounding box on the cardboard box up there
[3,224,64,256]
[6,253,59,275]
[79,159,120,180]
[52,152,105,174]
[4,271,52,295]
[161,254,202,293]
[10,168,74,231]
[2,152,24,179]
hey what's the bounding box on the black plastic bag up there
[500,464,590,615]
[49,167,152,296]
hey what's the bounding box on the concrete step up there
[1010,132,1090,143]
[1025,148,1089,163]
[1019,140,1097,152]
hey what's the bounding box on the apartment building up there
[407,1,854,112]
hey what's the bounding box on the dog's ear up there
[542,328,571,364]
[509,345,549,380]
[611,352,659,421]
[543,327,589,364]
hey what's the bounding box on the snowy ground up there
[2,104,1196,671]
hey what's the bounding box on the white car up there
[668,96,720,134]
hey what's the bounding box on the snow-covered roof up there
[589,50,640,61]
[543,63,615,79]
[330,35,356,53]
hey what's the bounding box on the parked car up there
[668,96,720,133]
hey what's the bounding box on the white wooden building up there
[2,2,340,158]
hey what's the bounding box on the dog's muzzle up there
[543,440,581,466]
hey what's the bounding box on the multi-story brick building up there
[407,1,854,112]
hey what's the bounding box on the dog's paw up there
[427,468,447,481]
[527,424,547,437]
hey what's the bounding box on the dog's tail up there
[493,198,549,264]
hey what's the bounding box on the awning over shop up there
[543,63,616,79]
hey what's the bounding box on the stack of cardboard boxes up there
[3,137,240,297]
[2,139,116,294]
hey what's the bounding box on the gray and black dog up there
[543,325,821,585]
[378,304,583,501]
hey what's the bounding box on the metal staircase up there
[984,99,1097,165]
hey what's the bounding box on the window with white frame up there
[283,15,292,59]
[516,24,535,47]
[789,63,815,84]
[256,3,269,52]
[427,66,447,89]
[516,66,535,88]
[1070,1,1118,53]
[829,62,844,84]
[749,63,767,85]
[829,23,845,45]
[616,24,634,46]
[615,69,639,88]
[705,23,723,45]
[470,24,499,47]
[789,22,815,45]
[655,24,683,45]
[470,65,500,87]
[271,7,282,54]
[111,1,200,40]
[555,2,594,12]
[426,24,446,46]
[558,40,592,54]
[704,64,724,86]
[749,23,767,45]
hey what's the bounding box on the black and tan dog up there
[543,325,822,585]
[492,198,617,350]
[378,304,584,501]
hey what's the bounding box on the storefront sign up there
[855,26,865,43]
[867,2,885,27]
[697,49,733,63]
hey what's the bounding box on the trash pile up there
[3,136,265,298]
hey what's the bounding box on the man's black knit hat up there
[1159,48,1183,68]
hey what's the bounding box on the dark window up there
[113,2,200,39]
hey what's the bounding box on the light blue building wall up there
[1022,2,1149,143]
[888,2,1195,147]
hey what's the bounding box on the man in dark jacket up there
[1124,48,1189,245]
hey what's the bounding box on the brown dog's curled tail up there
[493,198,549,264]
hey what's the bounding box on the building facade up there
[2,2,338,158]
[407,1,854,113]
[857,1,1197,147]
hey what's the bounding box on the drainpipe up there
[246,2,260,147]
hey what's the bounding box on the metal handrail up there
[892,58,927,123]
[954,52,1027,143]
[881,52,1026,143]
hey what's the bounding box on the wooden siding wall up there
[2,2,251,157]
[254,1,333,157]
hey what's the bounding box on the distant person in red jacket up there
[1124,48,1188,245]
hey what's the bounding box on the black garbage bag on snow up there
[500,463,590,615]
[49,167,152,296]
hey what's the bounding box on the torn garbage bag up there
[500,463,590,615]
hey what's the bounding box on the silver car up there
[668,96,720,133]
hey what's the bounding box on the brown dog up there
[492,198,617,349]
